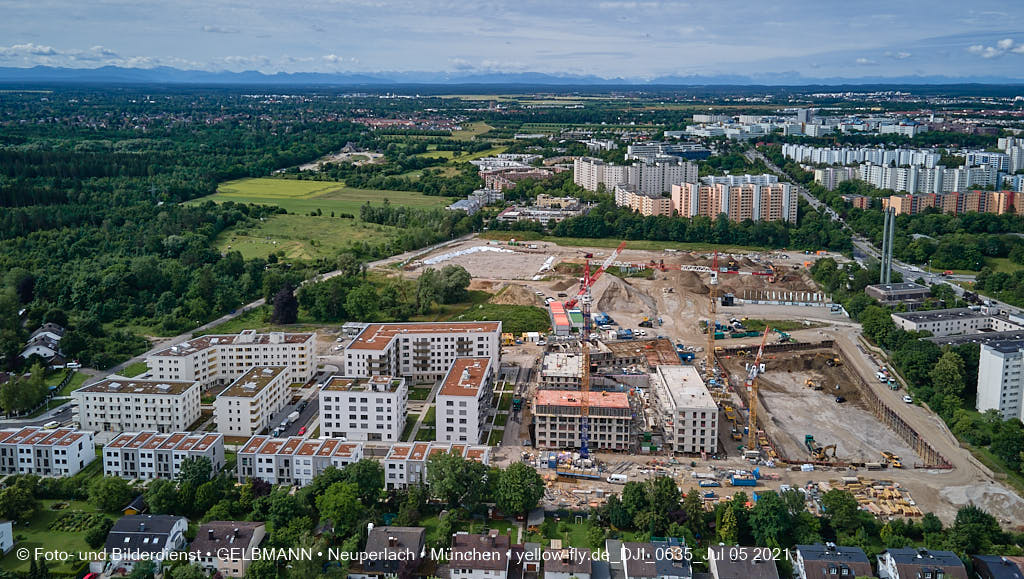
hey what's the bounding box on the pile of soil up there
[490,284,540,306]
[675,271,710,295]
[550,278,577,291]
[594,275,658,315]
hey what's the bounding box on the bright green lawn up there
[0,500,105,575]
[120,361,149,378]
[450,121,494,141]
[487,429,504,445]
[212,213,406,261]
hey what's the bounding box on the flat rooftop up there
[440,358,491,397]
[656,366,716,410]
[218,366,286,398]
[348,322,500,351]
[535,389,630,409]
[150,330,313,357]
[322,375,404,393]
[928,330,1024,347]
[866,282,929,294]
[892,308,988,323]
[979,340,1024,354]
[77,377,197,396]
[541,352,583,378]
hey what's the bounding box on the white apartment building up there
[237,435,364,486]
[977,341,1024,422]
[383,441,491,490]
[651,366,718,454]
[782,144,941,168]
[103,431,224,480]
[214,366,291,437]
[0,427,95,477]
[533,390,632,451]
[319,375,408,442]
[343,322,501,382]
[574,156,697,195]
[891,308,1022,337]
[73,377,201,434]
[147,330,315,391]
[436,357,493,444]
[857,163,1000,195]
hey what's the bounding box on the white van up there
[606,474,628,484]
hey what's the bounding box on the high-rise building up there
[977,341,1024,423]
[573,157,697,195]
[671,181,797,223]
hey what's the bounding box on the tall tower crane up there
[565,242,626,459]
[747,327,772,442]
[705,252,720,380]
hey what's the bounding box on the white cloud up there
[201,25,240,34]
[855,57,876,65]
[968,38,1023,58]
[885,51,911,59]
[0,43,59,57]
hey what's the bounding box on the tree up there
[949,505,1002,555]
[921,512,943,534]
[494,463,545,515]
[168,564,207,579]
[341,459,385,505]
[681,490,704,535]
[748,492,791,547]
[345,284,380,321]
[88,477,134,512]
[0,485,38,523]
[930,350,965,400]
[440,265,472,303]
[144,479,178,515]
[316,482,363,537]
[621,481,649,518]
[605,495,632,529]
[244,558,279,579]
[820,489,861,534]
[85,517,114,549]
[176,456,212,487]
[647,476,681,515]
[126,559,156,579]
[426,452,487,511]
[270,284,298,324]
[717,504,739,544]
[587,525,606,549]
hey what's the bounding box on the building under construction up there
[649,366,719,454]
[532,389,635,451]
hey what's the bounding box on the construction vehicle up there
[805,379,822,391]
[730,420,743,441]
[746,328,771,446]
[805,434,837,460]
[881,451,904,468]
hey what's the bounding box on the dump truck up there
[881,451,903,468]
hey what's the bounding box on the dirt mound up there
[490,284,540,306]
[550,278,577,291]
[469,280,497,291]
[594,275,658,315]
[675,271,710,295]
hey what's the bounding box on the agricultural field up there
[196,177,451,215]
[194,178,455,261]
[449,120,494,141]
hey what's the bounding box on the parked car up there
[43,420,59,429]
[903,395,913,403]
[67,361,82,369]
[298,426,307,435]
[835,396,846,403]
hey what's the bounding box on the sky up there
[2,0,1024,80]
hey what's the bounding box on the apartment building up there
[102,431,224,480]
[890,308,1022,337]
[814,167,858,190]
[533,389,632,451]
[319,375,407,442]
[237,435,364,486]
[707,546,780,579]
[671,181,797,224]
[73,377,201,434]
[620,539,692,579]
[614,185,674,217]
[539,353,583,389]
[383,441,490,490]
[859,163,1000,195]
[574,157,697,195]
[882,190,1021,216]
[0,427,95,477]
[147,330,315,390]
[343,322,501,382]
[650,366,718,454]
[977,340,1024,423]
[214,366,291,437]
[436,358,494,444]
[877,548,968,579]
[782,144,941,168]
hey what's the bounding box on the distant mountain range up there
[1,65,1024,87]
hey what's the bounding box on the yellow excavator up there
[881,451,903,468]
[805,379,823,391]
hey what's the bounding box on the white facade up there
[103,431,225,480]
[0,427,95,477]
[574,156,697,195]
[343,322,501,382]
[319,375,408,442]
[147,330,315,391]
[0,521,12,554]
[214,366,291,437]
[651,366,719,454]
[977,341,1024,423]
[436,358,493,444]
[891,308,1021,337]
[73,377,201,434]
[237,436,365,486]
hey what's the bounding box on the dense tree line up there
[545,200,851,252]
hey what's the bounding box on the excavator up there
[881,451,904,468]
[805,379,823,391]
[815,352,842,367]
[805,434,838,461]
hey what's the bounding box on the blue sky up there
[2,0,1024,79]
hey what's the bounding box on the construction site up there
[375,235,1024,526]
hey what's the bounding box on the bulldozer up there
[881,451,903,468]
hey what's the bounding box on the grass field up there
[479,231,768,253]
[200,178,451,215]
[194,178,454,262]
[450,146,508,163]
[985,257,1024,274]
[120,361,149,377]
[450,121,494,141]
[453,303,550,334]
[0,499,102,575]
